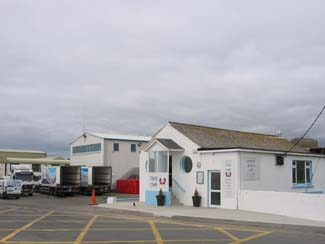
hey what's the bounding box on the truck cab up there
[12,170,34,196]
[10,165,35,196]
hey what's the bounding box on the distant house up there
[70,132,151,188]
[140,122,325,209]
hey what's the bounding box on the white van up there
[0,179,22,199]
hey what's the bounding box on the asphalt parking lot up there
[0,194,324,244]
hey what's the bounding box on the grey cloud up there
[0,0,325,156]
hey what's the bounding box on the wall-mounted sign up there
[223,160,234,198]
[196,171,204,184]
[149,176,158,187]
[241,158,260,181]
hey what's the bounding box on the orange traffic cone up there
[89,188,97,205]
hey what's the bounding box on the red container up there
[116,179,139,194]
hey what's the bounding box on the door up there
[209,171,221,207]
[169,155,172,188]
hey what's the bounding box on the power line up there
[284,105,325,156]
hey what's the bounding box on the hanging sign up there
[149,176,158,187]
[241,158,260,181]
[224,160,234,198]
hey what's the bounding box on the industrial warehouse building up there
[140,122,325,213]
[70,132,151,187]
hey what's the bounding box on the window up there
[72,143,101,154]
[292,160,312,185]
[180,156,193,173]
[131,144,136,152]
[32,164,41,172]
[113,143,119,152]
[148,151,168,172]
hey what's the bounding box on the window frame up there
[292,160,313,188]
[113,143,119,152]
[131,144,136,152]
[72,143,101,154]
[148,151,168,173]
[180,156,193,173]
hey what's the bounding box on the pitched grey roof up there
[156,139,184,150]
[169,122,308,153]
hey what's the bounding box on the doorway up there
[169,155,172,188]
[208,171,221,207]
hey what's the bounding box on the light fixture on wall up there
[275,155,284,166]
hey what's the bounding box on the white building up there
[70,132,151,187]
[140,122,325,210]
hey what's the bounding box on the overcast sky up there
[0,1,324,157]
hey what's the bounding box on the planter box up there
[156,195,165,206]
[192,196,201,207]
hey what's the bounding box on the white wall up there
[71,133,148,188]
[197,152,239,209]
[70,134,104,166]
[105,140,146,185]
[239,190,325,222]
[239,151,325,193]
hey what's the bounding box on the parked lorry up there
[80,166,112,194]
[10,165,34,196]
[0,179,22,199]
[39,166,80,196]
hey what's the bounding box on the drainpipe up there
[236,151,241,210]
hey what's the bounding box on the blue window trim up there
[292,183,314,189]
[292,160,313,188]
[305,190,323,194]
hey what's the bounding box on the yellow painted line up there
[95,220,145,223]
[0,210,54,242]
[82,239,230,243]
[0,221,30,223]
[0,208,17,214]
[51,220,88,222]
[0,215,45,217]
[215,227,241,242]
[89,227,209,231]
[149,221,164,244]
[73,215,98,244]
[230,230,273,244]
[5,242,72,244]
[82,241,156,244]
[25,229,82,232]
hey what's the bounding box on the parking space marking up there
[229,230,273,244]
[149,221,164,244]
[0,210,55,242]
[5,242,73,244]
[0,208,17,214]
[215,227,240,242]
[81,240,230,243]
[74,215,98,244]
[82,241,155,244]
[0,206,274,244]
